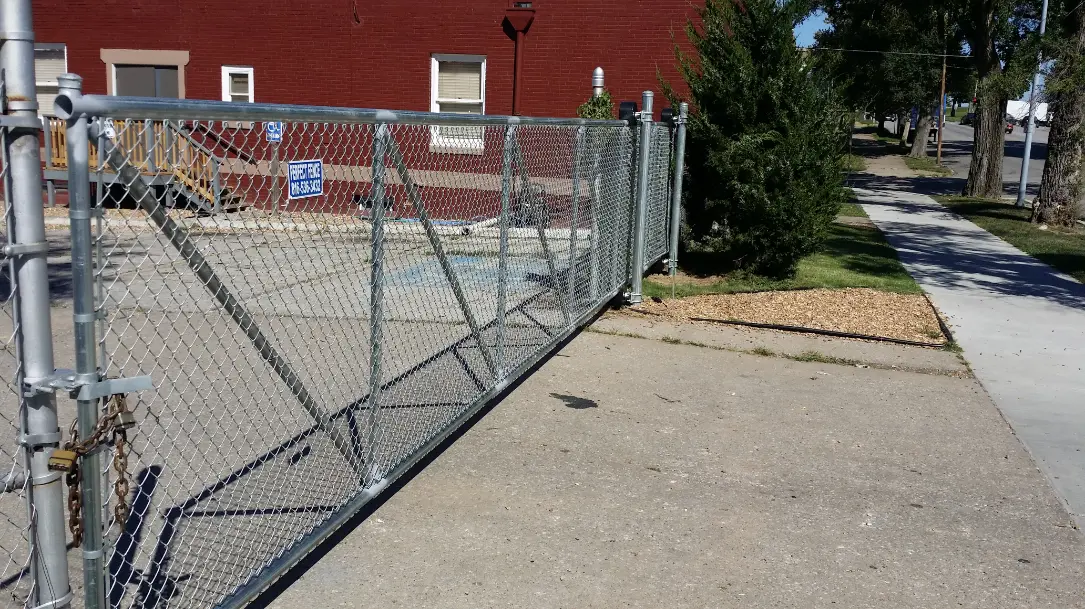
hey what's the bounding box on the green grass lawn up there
[843,154,867,172]
[937,197,1085,283]
[904,156,952,176]
[838,201,868,217]
[644,222,920,298]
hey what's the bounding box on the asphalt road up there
[887,118,1049,198]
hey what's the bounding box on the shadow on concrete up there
[858,190,1085,311]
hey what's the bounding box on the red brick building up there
[30,0,696,119]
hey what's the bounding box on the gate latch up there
[25,369,152,399]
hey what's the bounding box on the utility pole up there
[1016,0,1050,207]
[936,52,947,166]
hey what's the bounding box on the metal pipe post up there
[211,158,223,214]
[496,126,514,377]
[1016,0,1049,207]
[566,126,583,311]
[629,91,653,304]
[0,0,72,605]
[667,103,688,295]
[364,123,388,480]
[592,67,604,99]
[587,129,601,301]
[60,74,106,609]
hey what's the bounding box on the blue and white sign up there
[264,121,283,143]
[287,159,323,200]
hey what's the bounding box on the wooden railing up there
[45,117,218,197]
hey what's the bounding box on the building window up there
[34,44,66,116]
[113,65,180,98]
[430,54,485,153]
[102,50,188,97]
[222,66,254,103]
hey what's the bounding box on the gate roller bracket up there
[24,369,153,400]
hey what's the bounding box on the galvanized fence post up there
[0,0,73,605]
[668,102,688,292]
[365,123,388,480]
[629,91,653,303]
[60,73,106,609]
[566,126,583,310]
[497,125,514,377]
[587,127,601,301]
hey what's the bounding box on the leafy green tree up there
[816,0,966,158]
[1033,0,1085,225]
[951,0,1042,197]
[668,0,849,276]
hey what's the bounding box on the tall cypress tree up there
[670,0,849,276]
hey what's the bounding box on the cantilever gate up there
[0,65,685,608]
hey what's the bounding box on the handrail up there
[183,122,259,165]
[55,91,628,128]
[162,121,219,161]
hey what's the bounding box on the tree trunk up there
[900,114,911,146]
[1032,7,1085,226]
[962,88,1006,198]
[909,113,932,158]
[877,115,885,134]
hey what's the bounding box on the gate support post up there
[667,102,688,291]
[497,125,515,377]
[365,123,388,481]
[0,0,73,605]
[60,74,107,609]
[629,91,653,304]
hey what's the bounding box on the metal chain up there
[112,395,132,526]
[61,394,134,545]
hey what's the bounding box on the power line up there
[800,46,970,58]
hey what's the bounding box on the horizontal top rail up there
[55,91,628,128]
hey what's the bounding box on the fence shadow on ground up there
[857,191,1085,311]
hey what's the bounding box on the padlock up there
[114,411,137,431]
[48,449,78,472]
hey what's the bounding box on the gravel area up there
[630,288,945,344]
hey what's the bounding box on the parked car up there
[1005,114,1015,133]
[961,112,975,126]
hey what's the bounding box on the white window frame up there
[430,54,486,154]
[221,66,255,103]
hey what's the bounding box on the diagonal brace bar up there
[510,132,571,324]
[385,135,499,377]
[92,124,364,474]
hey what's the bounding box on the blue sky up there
[794,10,829,47]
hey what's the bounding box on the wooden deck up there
[44,117,236,212]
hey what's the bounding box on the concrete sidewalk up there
[265,322,1084,608]
[856,186,1085,526]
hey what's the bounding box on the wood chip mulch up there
[629,288,945,344]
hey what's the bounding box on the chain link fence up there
[0,150,34,608]
[2,81,685,609]
[0,64,685,607]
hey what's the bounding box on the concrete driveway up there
[262,320,1085,609]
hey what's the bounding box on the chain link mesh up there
[45,112,673,609]
[0,134,33,608]
[644,122,674,268]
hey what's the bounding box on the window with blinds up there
[34,45,66,117]
[221,66,254,103]
[431,55,486,152]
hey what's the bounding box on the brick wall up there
[32,0,696,118]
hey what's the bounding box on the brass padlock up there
[48,449,78,472]
[114,411,136,431]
